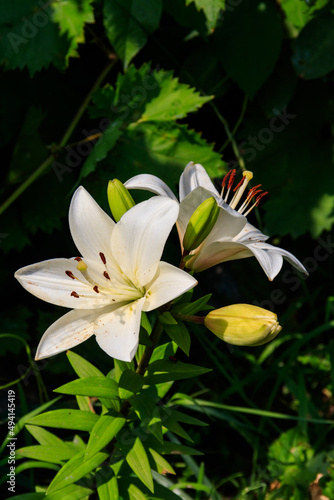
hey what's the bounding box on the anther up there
[99,252,106,265]
[227,169,236,190]
[93,286,99,293]
[65,271,75,280]
[255,191,268,206]
[103,271,110,280]
[71,291,79,298]
[74,257,82,262]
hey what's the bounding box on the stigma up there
[220,170,267,216]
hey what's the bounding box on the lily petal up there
[179,162,219,201]
[69,186,115,263]
[248,242,308,280]
[143,262,197,311]
[188,241,251,272]
[125,174,177,200]
[111,197,179,287]
[15,259,116,309]
[95,298,146,362]
[35,308,98,360]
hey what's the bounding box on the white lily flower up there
[15,187,197,362]
[124,162,308,281]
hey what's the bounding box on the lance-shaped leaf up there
[130,392,163,443]
[27,409,99,431]
[149,448,175,475]
[47,450,108,494]
[118,436,154,492]
[96,465,119,500]
[26,425,70,447]
[54,376,119,399]
[118,369,144,399]
[145,359,211,384]
[162,321,191,356]
[67,351,105,378]
[16,444,77,464]
[85,414,126,459]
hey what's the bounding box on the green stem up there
[219,94,248,153]
[172,313,205,325]
[136,319,163,377]
[210,101,246,171]
[0,59,117,217]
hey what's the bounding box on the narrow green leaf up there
[163,321,191,356]
[128,483,147,500]
[114,359,135,383]
[47,450,108,494]
[118,370,144,399]
[75,395,92,412]
[26,425,69,447]
[54,376,119,399]
[67,351,104,378]
[159,312,178,325]
[167,409,208,427]
[86,414,126,458]
[149,448,176,475]
[118,436,154,492]
[96,465,119,500]
[16,444,77,464]
[15,461,60,475]
[147,438,203,456]
[130,393,163,443]
[47,483,94,500]
[145,359,211,384]
[160,409,193,442]
[172,294,212,315]
[27,409,99,431]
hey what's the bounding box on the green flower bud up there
[183,197,219,252]
[204,304,282,346]
[107,179,136,222]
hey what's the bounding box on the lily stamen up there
[229,171,253,209]
[243,191,268,217]
[224,169,236,202]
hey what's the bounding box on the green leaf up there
[118,436,154,492]
[145,436,204,456]
[159,312,178,325]
[26,425,69,447]
[163,321,191,356]
[130,392,163,443]
[27,409,99,431]
[292,14,334,79]
[114,359,135,383]
[96,465,119,500]
[149,448,176,475]
[103,0,162,68]
[7,495,45,500]
[67,351,105,378]
[16,444,77,464]
[138,74,212,122]
[47,484,94,500]
[214,0,283,98]
[0,0,70,76]
[80,121,123,179]
[86,414,126,458]
[186,0,224,31]
[118,369,144,399]
[54,376,119,399]
[145,359,211,384]
[166,409,208,427]
[52,0,94,60]
[112,122,225,185]
[47,450,109,494]
[160,408,193,442]
[280,0,329,30]
[172,294,212,315]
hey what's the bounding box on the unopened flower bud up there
[107,179,135,222]
[183,197,219,252]
[204,304,282,346]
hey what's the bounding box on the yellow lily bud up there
[107,179,136,222]
[204,304,281,346]
[183,197,219,252]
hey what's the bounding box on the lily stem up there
[172,313,205,325]
[0,58,117,217]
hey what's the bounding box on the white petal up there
[143,262,197,311]
[35,308,99,360]
[188,241,251,272]
[234,222,270,243]
[69,186,115,263]
[95,298,146,362]
[179,162,219,201]
[124,174,178,201]
[177,187,215,242]
[111,197,179,287]
[15,259,116,309]
[248,242,308,279]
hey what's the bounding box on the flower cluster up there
[15,163,307,362]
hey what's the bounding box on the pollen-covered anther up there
[93,285,99,293]
[65,271,75,280]
[74,257,82,262]
[99,252,107,265]
[71,291,80,298]
[243,191,268,217]
[103,271,110,280]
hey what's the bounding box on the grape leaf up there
[186,0,225,31]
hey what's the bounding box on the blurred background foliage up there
[1,0,334,498]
